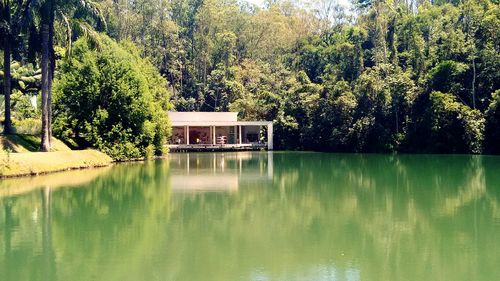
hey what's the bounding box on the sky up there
[244,0,351,8]
[245,0,273,6]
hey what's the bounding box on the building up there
[167,112,273,151]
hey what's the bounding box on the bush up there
[13,118,41,135]
[427,91,485,154]
[53,35,172,160]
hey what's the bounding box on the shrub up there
[13,118,41,135]
[427,91,485,154]
[53,35,172,160]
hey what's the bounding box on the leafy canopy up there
[53,34,171,160]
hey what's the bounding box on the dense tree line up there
[94,0,499,153]
[1,0,499,156]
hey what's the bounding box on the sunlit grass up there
[0,134,111,177]
[0,132,114,179]
[0,134,71,152]
[0,149,112,177]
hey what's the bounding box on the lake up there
[1,152,499,281]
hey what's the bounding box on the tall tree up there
[39,0,106,151]
[1,0,38,134]
[1,0,13,134]
[39,0,52,151]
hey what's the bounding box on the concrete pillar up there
[238,125,242,144]
[186,125,190,145]
[267,123,273,150]
[212,126,216,144]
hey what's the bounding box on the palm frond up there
[59,11,72,56]
[77,0,106,31]
[15,0,40,32]
[71,18,102,51]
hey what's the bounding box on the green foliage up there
[11,90,38,118]
[0,62,41,95]
[55,0,500,154]
[13,118,41,135]
[53,35,171,160]
[426,60,468,97]
[485,90,500,153]
[428,91,485,154]
[3,0,499,154]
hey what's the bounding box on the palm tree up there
[39,0,106,151]
[2,0,102,145]
[39,0,52,151]
[1,0,13,134]
[1,0,39,134]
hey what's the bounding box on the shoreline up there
[0,163,112,179]
[0,150,113,179]
[3,149,499,180]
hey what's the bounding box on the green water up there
[1,152,499,281]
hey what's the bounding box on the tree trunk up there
[40,23,51,152]
[472,56,476,109]
[395,107,399,134]
[48,60,53,146]
[3,31,13,134]
[48,0,55,146]
[40,0,54,151]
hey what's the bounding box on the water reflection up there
[0,152,499,281]
[0,166,112,198]
[168,152,273,192]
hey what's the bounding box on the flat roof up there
[168,112,271,126]
[170,121,272,126]
[168,112,238,122]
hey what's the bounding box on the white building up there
[167,112,273,151]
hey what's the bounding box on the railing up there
[167,143,268,152]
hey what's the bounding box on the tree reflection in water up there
[0,152,499,281]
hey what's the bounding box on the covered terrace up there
[167,112,273,151]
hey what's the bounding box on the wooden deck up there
[168,143,268,152]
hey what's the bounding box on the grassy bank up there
[0,150,113,178]
[0,134,113,178]
[0,134,72,152]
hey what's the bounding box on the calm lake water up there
[1,152,499,281]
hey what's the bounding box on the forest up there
[1,0,499,159]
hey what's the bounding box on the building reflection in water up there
[167,152,273,192]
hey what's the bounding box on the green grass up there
[0,133,112,178]
[0,150,113,178]
[0,134,72,152]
